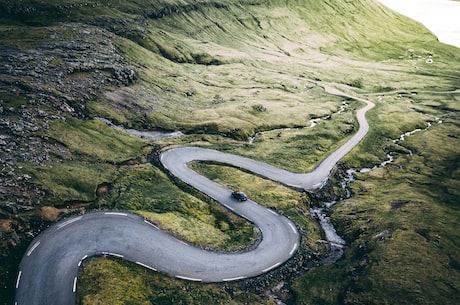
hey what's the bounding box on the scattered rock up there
[0,219,13,232]
[39,206,61,222]
[252,104,267,112]
[374,229,392,241]
[96,182,113,197]
[0,24,137,119]
[0,22,138,273]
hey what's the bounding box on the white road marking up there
[288,223,297,234]
[223,204,234,211]
[180,241,188,246]
[16,271,22,289]
[57,216,82,229]
[104,212,128,216]
[12,94,394,304]
[240,214,249,220]
[262,262,281,273]
[289,243,298,255]
[144,220,159,229]
[72,277,77,293]
[78,255,88,267]
[136,261,157,271]
[175,275,202,282]
[267,209,278,216]
[27,241,40,256]
[102,252,124,258]
[222,276,245,281]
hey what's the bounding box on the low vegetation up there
[18,117,149,204]
[78,257,277,305]
[199,100,359,173]
[189,161,321,249]
[0,0,459,305]
[109,164,257,251]
[294,92,460,305]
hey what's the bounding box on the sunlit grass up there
[190,162,322,249]
[22,160,117,204]
[293,101,460,305]
[111,164,257,251]
[78,256,276,305]
[2,0,459,304]
[48,118,149,162]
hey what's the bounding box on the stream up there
[96,117,184,140]
[98,114,440,267]
[311,118,442,264]
[248,101,348,143]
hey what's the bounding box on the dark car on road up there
[231,191,248,201]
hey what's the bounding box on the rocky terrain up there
[0,21,139,298]
[1,1,459,305]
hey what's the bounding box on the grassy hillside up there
[1,0,458,137]
[0,0,459,304]
[294,92,460,305]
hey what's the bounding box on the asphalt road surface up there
[15,86,374,305]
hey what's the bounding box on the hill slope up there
[1,0,458,135]
[0,0,459,305]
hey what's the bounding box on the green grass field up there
[0,0,459,305]
[294,94,460,304]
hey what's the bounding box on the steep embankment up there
[1,1,459,305]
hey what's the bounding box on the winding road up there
[14,85,375,305]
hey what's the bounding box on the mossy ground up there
[109,164,257,251]
[189,162,321,249]
[293,92,460,305]
[77,257,277,305]
[18,117,149,204]
[1,0,459,305]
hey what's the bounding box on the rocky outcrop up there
[1,24,136,115]
[0,22,137,269]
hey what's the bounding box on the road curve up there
[15,87,374,305]
[15,210,300,305]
